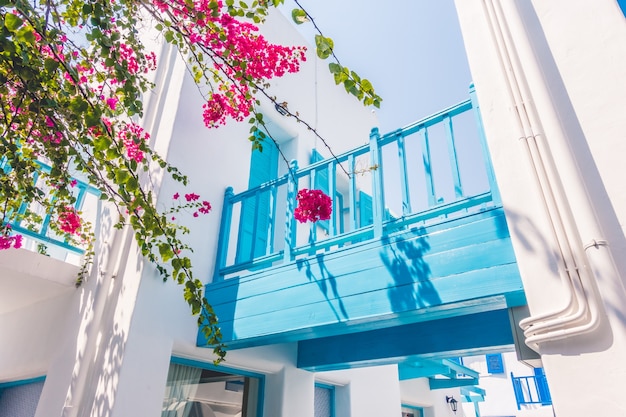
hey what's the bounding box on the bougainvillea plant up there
[0,0,380,364]
[294,188,332,223]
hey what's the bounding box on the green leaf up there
[44,58,60,73]
[291,9,309,25]
[315,35,334,60]
[5,14,23,32]
[328,62,341,74]
[158,243,174,262]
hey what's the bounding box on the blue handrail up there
[1,160,101,255]
[213,86,499,281]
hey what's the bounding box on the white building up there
[1,1,625,416]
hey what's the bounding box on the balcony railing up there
[213,85,499,281]
[511,370,552,409]
[1,160,100,260]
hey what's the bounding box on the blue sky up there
[281,0,473,133]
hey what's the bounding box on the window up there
[162,360,262,417]
[0,376,46,417]
[401,405,424,417]
[486,353,504,374]
[314,383,335,417]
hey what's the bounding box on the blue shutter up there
[236,140,278,263]
[486,353,504,374]
[359,191,373,228]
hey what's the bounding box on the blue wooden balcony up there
[0,160,100,260]
[200,86,525,368]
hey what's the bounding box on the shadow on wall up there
[54,205,136,417]
[296,254,349,321]
[380,226,441,312]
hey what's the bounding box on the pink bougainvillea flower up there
[185,193,200,202]
[58,207,82,235]
[173,193,180,199]
[198,200,212,214]
[294,189,332,223]
[106,97,118,110]
[0,225,22,250]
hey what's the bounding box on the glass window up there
[314,384,334,417]
[401,405,423,417]
[162,361,261,417]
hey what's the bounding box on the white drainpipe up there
[480,0,619,349]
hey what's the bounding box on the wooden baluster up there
[397,132,411,215]
[444,115,464,199]
[469,83,501,206]
[369,128,384,237]
[420,127,437,207]
[284,160,298,263]
[213,186,234,282]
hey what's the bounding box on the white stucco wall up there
[18,8,402,417]
[454,1,626,416]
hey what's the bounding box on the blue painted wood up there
[369,128,384,237]
[429,378,478,390]
[399,358,478,381]
[5,161,100,254]
[444,115,464,199]
[486,353,504,374]
[309,168,318,244]
[236,142,278,263]
[358,191,373,228]
[396,133,412,215]
[201,208,524,349]
[213,187,235,282]
[420,128,437,207]
[296,309,515,371]
[284,160,298,263]
[348,154,357,231]
[328,160,337,237]
[267,184,277,255]
[212,96,495,280]
[469,83,502,206]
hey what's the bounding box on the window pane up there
[314,385,333,417]
[162,363,260,417]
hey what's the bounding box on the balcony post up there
[469,83,501,205]
[284,160,298,262]
[369,128,384,238]
[213,186,234,282]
